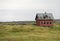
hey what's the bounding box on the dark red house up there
[35,12,54,27]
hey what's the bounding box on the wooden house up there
[35,12,54,27]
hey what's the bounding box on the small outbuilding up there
[35,12,54,27]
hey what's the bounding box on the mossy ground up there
[0,24,60,41]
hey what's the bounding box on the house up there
[35,12,54,27]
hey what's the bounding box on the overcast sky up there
[0,0,60,21]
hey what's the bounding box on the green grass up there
[0,24,60,41]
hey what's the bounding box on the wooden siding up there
[36,19,54,27]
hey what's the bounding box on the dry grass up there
[0,24,60,41]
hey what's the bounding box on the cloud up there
[0,9,36,21]
[0,0,59,9]
[0,0,60,21]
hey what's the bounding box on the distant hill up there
[55,19,60,24]
[0,19,60,25]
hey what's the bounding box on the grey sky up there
[0,0,60,21]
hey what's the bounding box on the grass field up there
[0,24,60,41]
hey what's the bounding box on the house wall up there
[36,20,54,27]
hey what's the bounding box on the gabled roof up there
[36,12,54,20]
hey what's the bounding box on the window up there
[41,22,43,24]
[44,22,46,24]
[47,22,49,24]
[50,22,52,24]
